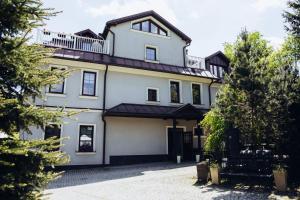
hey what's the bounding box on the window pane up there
[79,125,94,152]
[49,67,64,93]
[132,23,140,30]
[45,124,61,151]
[159,29,167,36]
[148,89,157,101]
[170,81,180,103]
[192,84,201,105]
[82,71,96,96]
[141,21,149,32]
[146,47,156,61]
[150,23,158,34]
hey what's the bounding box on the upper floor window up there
[132,20,168,36]
[49,67,65,94]
[82,71,96,96]
[192,83,202,105]
[146,46,157,61]
[170,80,181,103]
[147,88,159,102]
[78,125,95,152]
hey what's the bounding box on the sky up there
[42,0,288,57]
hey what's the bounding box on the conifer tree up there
[0,1,70,199]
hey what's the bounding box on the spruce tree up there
[0,0,70,199]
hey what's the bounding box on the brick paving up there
[45,162,295,200]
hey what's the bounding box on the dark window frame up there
[78,125,95,153]
[147,88,159,102]
[49,67,65,94]
[192,83,202,105]
[146,47,157,61]
[82,71,97,96]
[170,80,181,103]
[132,19,168,36]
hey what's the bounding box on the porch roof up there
[104,103,208,120]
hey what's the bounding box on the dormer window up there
[132,20,168,36]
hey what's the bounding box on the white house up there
[28,10,230,167]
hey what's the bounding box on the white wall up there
[107,18,187,66]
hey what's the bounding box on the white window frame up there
[46,65,67,97]
[77,123,96,154]
[146,87,160,103]
[169,79,182,104]
[145,44,159,63]
[165,126,186,154]
[191,82,203,105]
[79,69,99,99]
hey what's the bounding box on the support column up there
[196,119,202,161]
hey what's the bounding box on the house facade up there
[27,11,230,166]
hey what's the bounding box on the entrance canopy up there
[104,103,207,120]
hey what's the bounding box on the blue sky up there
[42,0,288,57]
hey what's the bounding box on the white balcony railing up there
[36,29,110,54]
[186,55,205,69]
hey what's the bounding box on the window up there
[146,47,157,61]
[170,81,180,103]
[132,20,168,36]
[44,124,61,151]
[192,83,201,105]
[78,125,94,152]
[82,71,96,96]
[49,67,65,94]
[150,23,158,34]
[147,88,159,102]
[141,21,149,32]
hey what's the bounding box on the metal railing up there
[186,55,205,69]
[36,29,110,54]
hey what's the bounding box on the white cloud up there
[85,0,178,24]
[266,36,284,49]
[252,0,286,12]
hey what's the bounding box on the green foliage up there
[201,108,226,161]
[221,30,273,144]
[0,0,71,199]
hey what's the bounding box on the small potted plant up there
[273,164,287,192]
[210,160,220,184]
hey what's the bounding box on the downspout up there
[108,29,115,56]
[102,64,109,165]
[183,42,190,67]
[208,78,220,107]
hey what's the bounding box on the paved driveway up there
[45,162,289,200]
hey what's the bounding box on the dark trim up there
[102,64,109,165]
[103,10,191,43]
[35,105,103,111]
[132,19,168,36]
[110,154,168,165]
[82,71,97,96]
[49,67,65,94]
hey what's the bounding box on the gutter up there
[101,64,109,165]
[183,42,191,67]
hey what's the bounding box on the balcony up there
[36,29,110,54]
[186,55,206,69]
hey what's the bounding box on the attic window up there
[132,20,168,36]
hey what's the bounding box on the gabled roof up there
[102,10,191,43]
[75,29,101,39]
[104,103,207,119]
[205,51,230,67]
